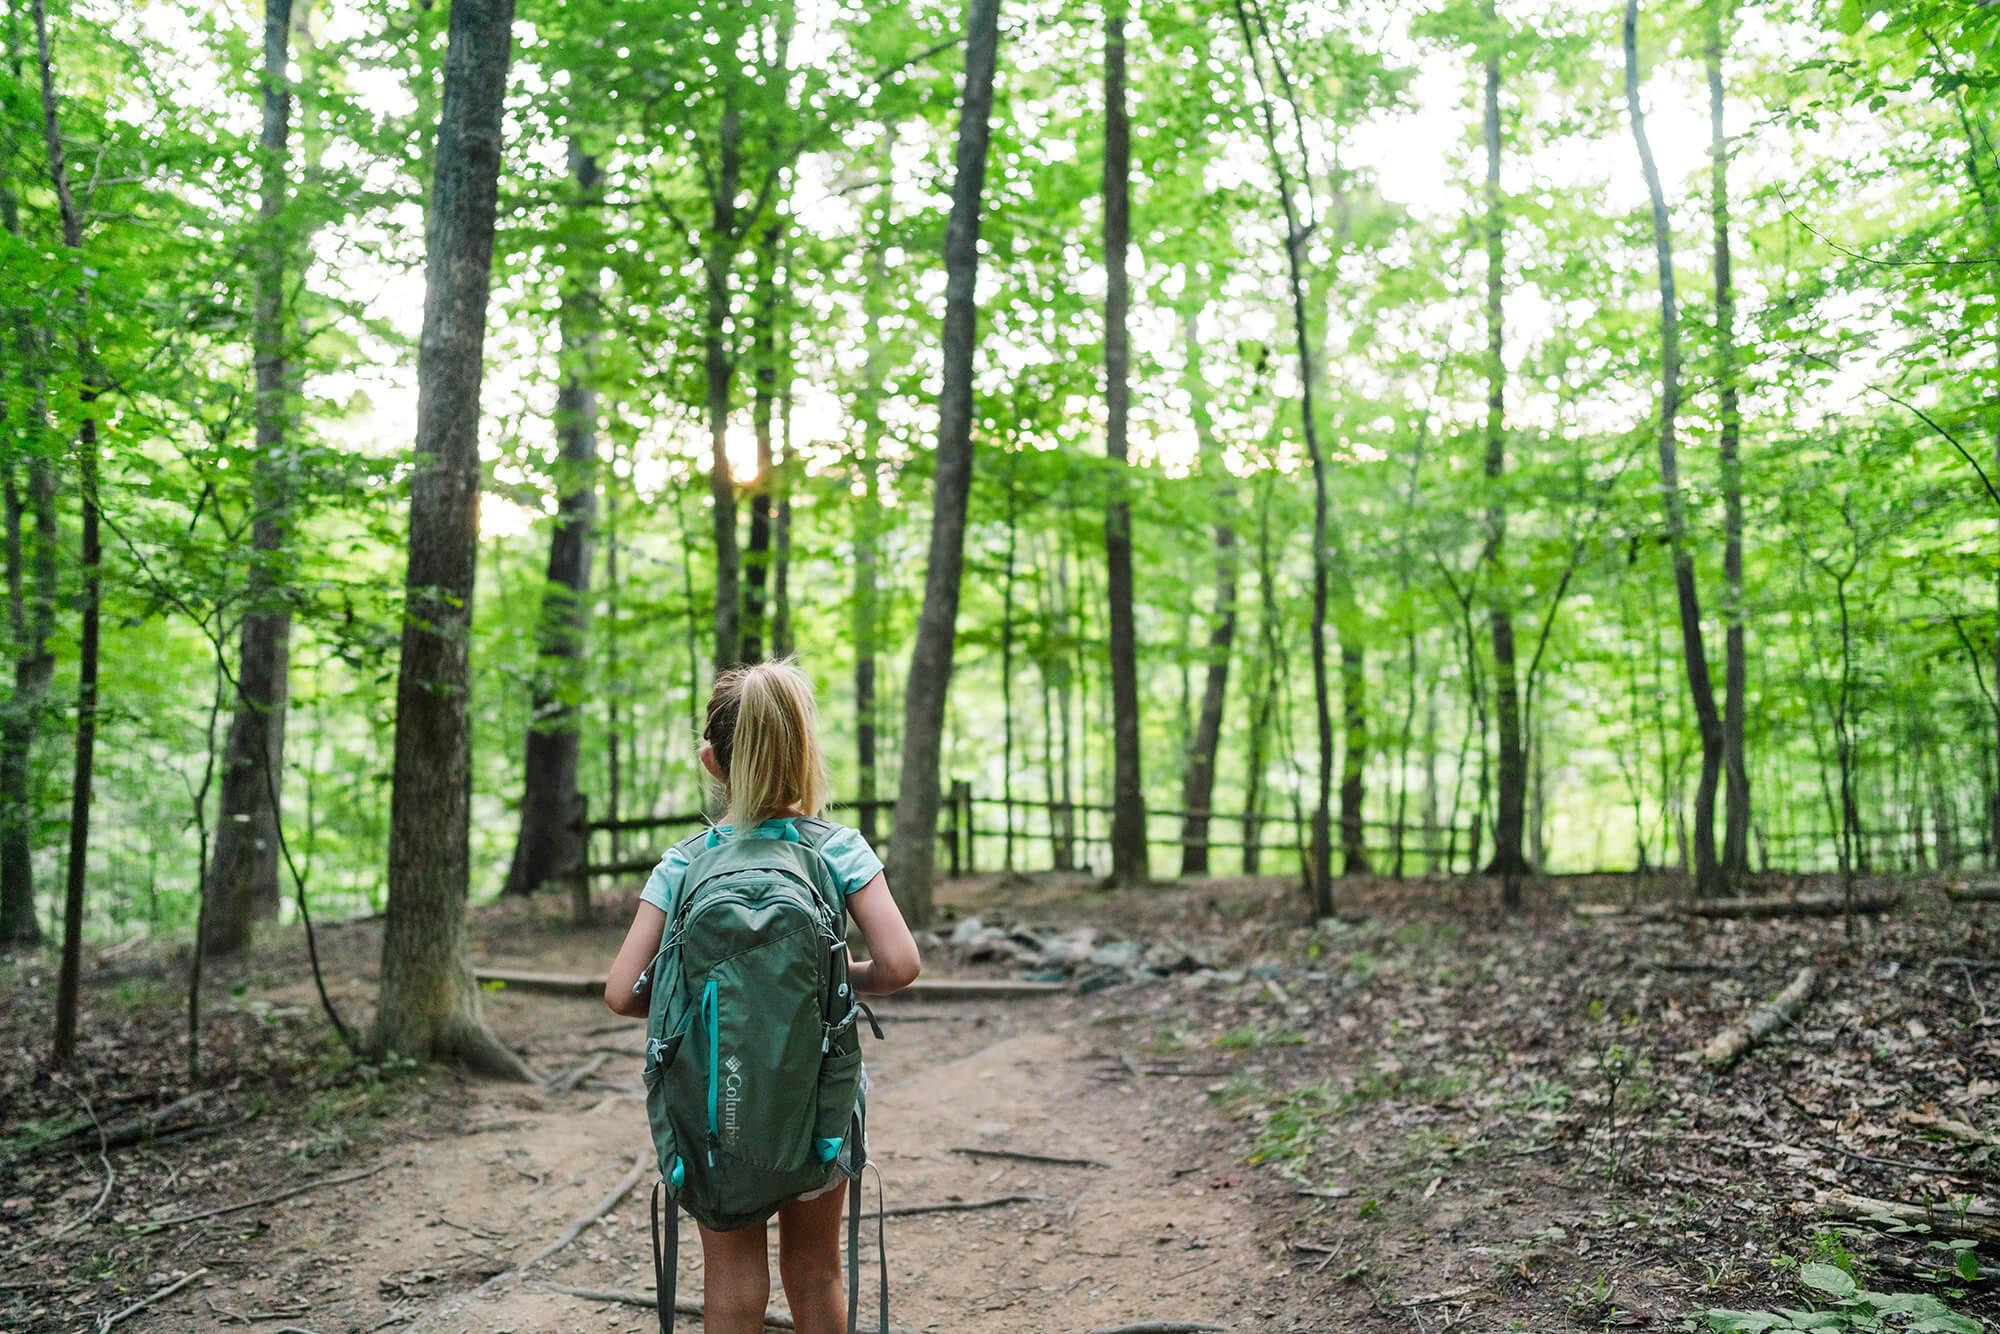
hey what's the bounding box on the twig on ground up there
[136,1164,387,1230]
[1698,965,1816,1070]
[949,1146,1111,1169]
[862,1193,1061,1220]
[97,1267,207,1332]
[540,1283,792,1328]
[1087,1323,1226,1333]
[52,1078,114,1238]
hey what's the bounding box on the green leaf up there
[1836,0,1864,35]
[1956,1248,1980,1282]
[1800,1263,1856,1299]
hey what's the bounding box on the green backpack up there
[636,816,887,1333]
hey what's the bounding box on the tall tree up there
[373,0,529,1078]
[1234,0,1335,914]
[1104,0,1145,887]
[704,69,744,674]
[35,0,100,1066]
[1708,0,1751,885]
[501,139,600,899]
[886,0,1000,927]
[0,0,56,946]
[1625,0,1724,895]
[1178,311,1238,877]
[204,0,298,955]
[1478,0,1529,908]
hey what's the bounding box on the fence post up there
[955,780,975,876]
[944,785,961,878]
[567,791,591,927]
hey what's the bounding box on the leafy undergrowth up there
[974,871,2000,1331]
[0,932,435,1332]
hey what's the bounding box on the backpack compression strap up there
[652,1180,677,1333]
[843,1096,889,1334]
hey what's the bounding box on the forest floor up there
[2,867,1998,1333]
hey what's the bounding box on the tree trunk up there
[1625,0,1724,896]
[1242,481,1278,876]
[373,0,529,1080]
[1103,0,1145,887]
[885,0,1000,927]
[1708,0,1751,886]
[205,0,298,955]
[741,209,781,664]
[1178,313,1237,877]
[0,12,54,946]
[1479,10,1528,907]
[706,87,742,675]
[35,0,99,1066]
[1234,0,1334,916]
[1339,646,1368,874]
[501,140,599,899]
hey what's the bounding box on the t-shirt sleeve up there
[818,825,885,898]
[639,843,692,913]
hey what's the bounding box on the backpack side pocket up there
[810,1042,864,1167]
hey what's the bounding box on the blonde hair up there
[703,658,831,831]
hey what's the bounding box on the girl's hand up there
[603,901,667,1017]
[845,873,921,995]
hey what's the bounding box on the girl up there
[604,658,921,1334]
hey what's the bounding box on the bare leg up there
[777,1185,848,1334]
[696,1216,770,1334]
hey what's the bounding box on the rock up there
[949,916,987,946]
[1089,940,1145,970]
[1075,967,1128,995]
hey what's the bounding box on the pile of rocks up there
[942,916,1222,992]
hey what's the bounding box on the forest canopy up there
[0,0,1995,961]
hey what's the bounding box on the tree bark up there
[706,84,742,674]
[1708,0,1751,886]
[1102,0,1145,887]
[1234,0,1335,916]
[1178,313,1237,877]
[853,230,888,848]
[884,0,1000,927]
[1478,8,1529,907]
[373,0,530,1080]
[1625,0,1724,896]
[35,0,100,1067]
[501,140,599,899]
[741,206,782,664]
[0,9,55,946]
[205,0,298,955]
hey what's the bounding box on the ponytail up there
[703,658,830,831]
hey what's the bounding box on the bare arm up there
[604,901,667,1017]
[845,873,921,995]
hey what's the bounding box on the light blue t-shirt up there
[639,817,884,913]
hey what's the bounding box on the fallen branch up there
[1087,1324,1226,1333]
[1945,881,2000,903]
[948,1146,1111,1170]
[135,1164,387,1230]
[409,1148,651,1331]
[1684,893,1898,920]
[1898,1109,1999,1149]
[1815,1189,2000,1244]
[474,968,1063,1001]
[98,1267,206,1333]
[863,1193,1060,1221]
[1699,966,1816,1070]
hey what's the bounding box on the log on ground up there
[1698,965,1817,1070]
[1815,1189,2000,1245]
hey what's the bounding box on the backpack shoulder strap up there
[792,815,840,850]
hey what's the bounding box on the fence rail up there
[556,782,1479,921]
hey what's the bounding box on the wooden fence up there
[558,784,1475,921]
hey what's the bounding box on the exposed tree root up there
[1698,966,1816,1070]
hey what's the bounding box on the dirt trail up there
[133,968,1293,1333]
